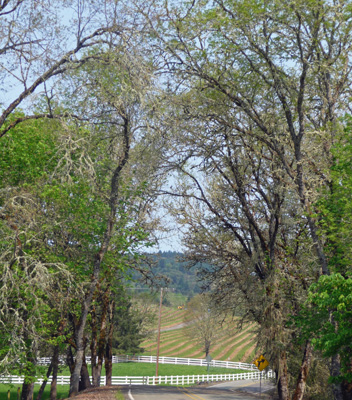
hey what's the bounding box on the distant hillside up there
[132,251,203,297]
[141,305,258,363]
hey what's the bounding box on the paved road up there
[208,379,274,396]
[125,379,274,400]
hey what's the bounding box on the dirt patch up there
[161,321,188,331]
[64,386,120,400]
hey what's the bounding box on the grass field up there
[30,362,249,377]
[108,363,247,376]
[141,306,258,363]
[0,384,69,400]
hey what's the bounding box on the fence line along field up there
[141,306,257,363]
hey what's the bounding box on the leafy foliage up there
[317,118,352,273]
[295,118,352,385]
[297,273,352,383]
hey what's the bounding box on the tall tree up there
[295,118,352,397]
[0,118,78,400]
[53,49,162,396]
[0,43,164,397]
[142,0,352,399]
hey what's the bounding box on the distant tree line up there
[130,251,203,297]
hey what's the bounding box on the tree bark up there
[35,361,53,400]
[104,301,115,386]
[292,341,312,400]
[66,346,75,375]
[277,351,289,400]
[105,332,113,386]
[79,355,92,391]
[49,346,60,400]
[330,344,344,400]
[69,294,94,397]
[341,356,352,400]
[21,328,37,400]
[95,290,109,387]
[21,382,35,400]
[90,305,98,387]
[342,380,352,400]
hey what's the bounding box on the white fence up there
[0,370,274,386]
[37,355,257,371]
[1,355,271,387]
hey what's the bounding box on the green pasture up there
[43,362,248,376]
[106,362,247,376]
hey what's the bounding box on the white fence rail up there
[2,355,270,387]
[112,355,257,371]
[37,355,257,371]
[0,370,274,386]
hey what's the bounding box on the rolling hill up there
[140,306,258,364]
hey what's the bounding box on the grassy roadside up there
[0,384,69,400]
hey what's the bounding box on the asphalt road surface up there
[125,379,275,400]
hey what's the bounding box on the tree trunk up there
[69,346,84,397]
[90,306,98,387]
[36,361,53,400]
[79,355,92,391]
[277,351,290,400]
[104,302,114,386]
[21,336,37,400]
[341,357,352,400]
[204,339,211,358]
[69,296,93,397]
[330,354,344,400]
[341,380,352,400]
[105,341,113,386]
[50,346,60,400]
[69,217,119,396]
[21,382,34,400]
[95,290,109,387]
[66,345,75,375]
[292,341,312,400]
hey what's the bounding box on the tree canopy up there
[1,1,352,399]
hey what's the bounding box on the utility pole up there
[155,287,163,379]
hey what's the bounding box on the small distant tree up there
[184,294,225,358]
